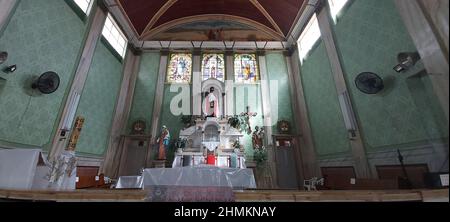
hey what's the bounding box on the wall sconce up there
[2,65,17,73]
[61,91,81,132]
[338,91,358,139]
[393,52,421,73]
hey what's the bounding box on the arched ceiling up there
[117,0,306,41]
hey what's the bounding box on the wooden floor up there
[0,189,448,202]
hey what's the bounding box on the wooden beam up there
[48,6,107,162]
[286,50,322,180]
[316,8,373,179]
[101,49,141,178]
[249,0,285,37]
[394,0,449,123]
[258,54,278,189]
[147,53,169,167]
[141,0,178,38]
[0,0,17,35]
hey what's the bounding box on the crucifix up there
[240,106,257,134]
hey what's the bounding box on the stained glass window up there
[202,54,225,81]
[234,54,259,83]
[167,53,192,83]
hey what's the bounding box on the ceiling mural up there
[151,20,275,41]
[117,0,306,41]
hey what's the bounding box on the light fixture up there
[3,64,16,73]
[338,91,358,138]
[393,52,421,73]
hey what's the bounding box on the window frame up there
[233,53,260,84]
[101,13,128,60]
[166,53,193,84]
[328,0,352,24]
[65,0,93,21]
[297,13,322,64]
[201,53,226,82]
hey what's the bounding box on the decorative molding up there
[249,0,284,36]
[140,14,285,41]
[141,0,178,37]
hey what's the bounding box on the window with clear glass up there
[234,54,259,83]
[102,14,128,58]
[202,54,225,81]
[167,54,193,83]
[297,14,321,63]
[73,0,92,14]
[328,0,349,22]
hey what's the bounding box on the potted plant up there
[253,147,268,168]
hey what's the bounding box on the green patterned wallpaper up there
[0,0,87,148]
[75,41,123,156]
[127,53,160,134]
[159,84,190,160]
[266,52,296,134]
[300,41,352,157]
[333,0,448,151]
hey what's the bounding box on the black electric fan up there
[355,72,384,94]
[31,71,60,94]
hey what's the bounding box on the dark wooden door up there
[274,137,299,189]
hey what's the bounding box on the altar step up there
[0,189,447,202]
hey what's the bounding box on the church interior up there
[0,0,448,202]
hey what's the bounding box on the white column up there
[0,0,17,34]
[225,52,234,116]
[258,52,278,188]
[285,50,321,180]
[101,49,141,177]
[148,51,169,167]
[48,6,107,161]
[317,8,372,178]
[192,51,202,116]
[395,0,449,122]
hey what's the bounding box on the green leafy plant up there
[228,115,252,134]
[254,147,268,167]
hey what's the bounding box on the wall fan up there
[31,71,60,94]
[355,72,384,94]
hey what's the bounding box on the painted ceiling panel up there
[258,0,304,35]
[118,0,167,34]
[152,0,274,30]
[117,0,306,40]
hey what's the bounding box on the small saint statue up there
[156,125,170,160]
[204,87,220,118]
[252,126,265,150]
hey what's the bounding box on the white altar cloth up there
[132,166,256,189]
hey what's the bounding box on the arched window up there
[202,53,225,81]
[167,53,192,83]
[234,54,259,83]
